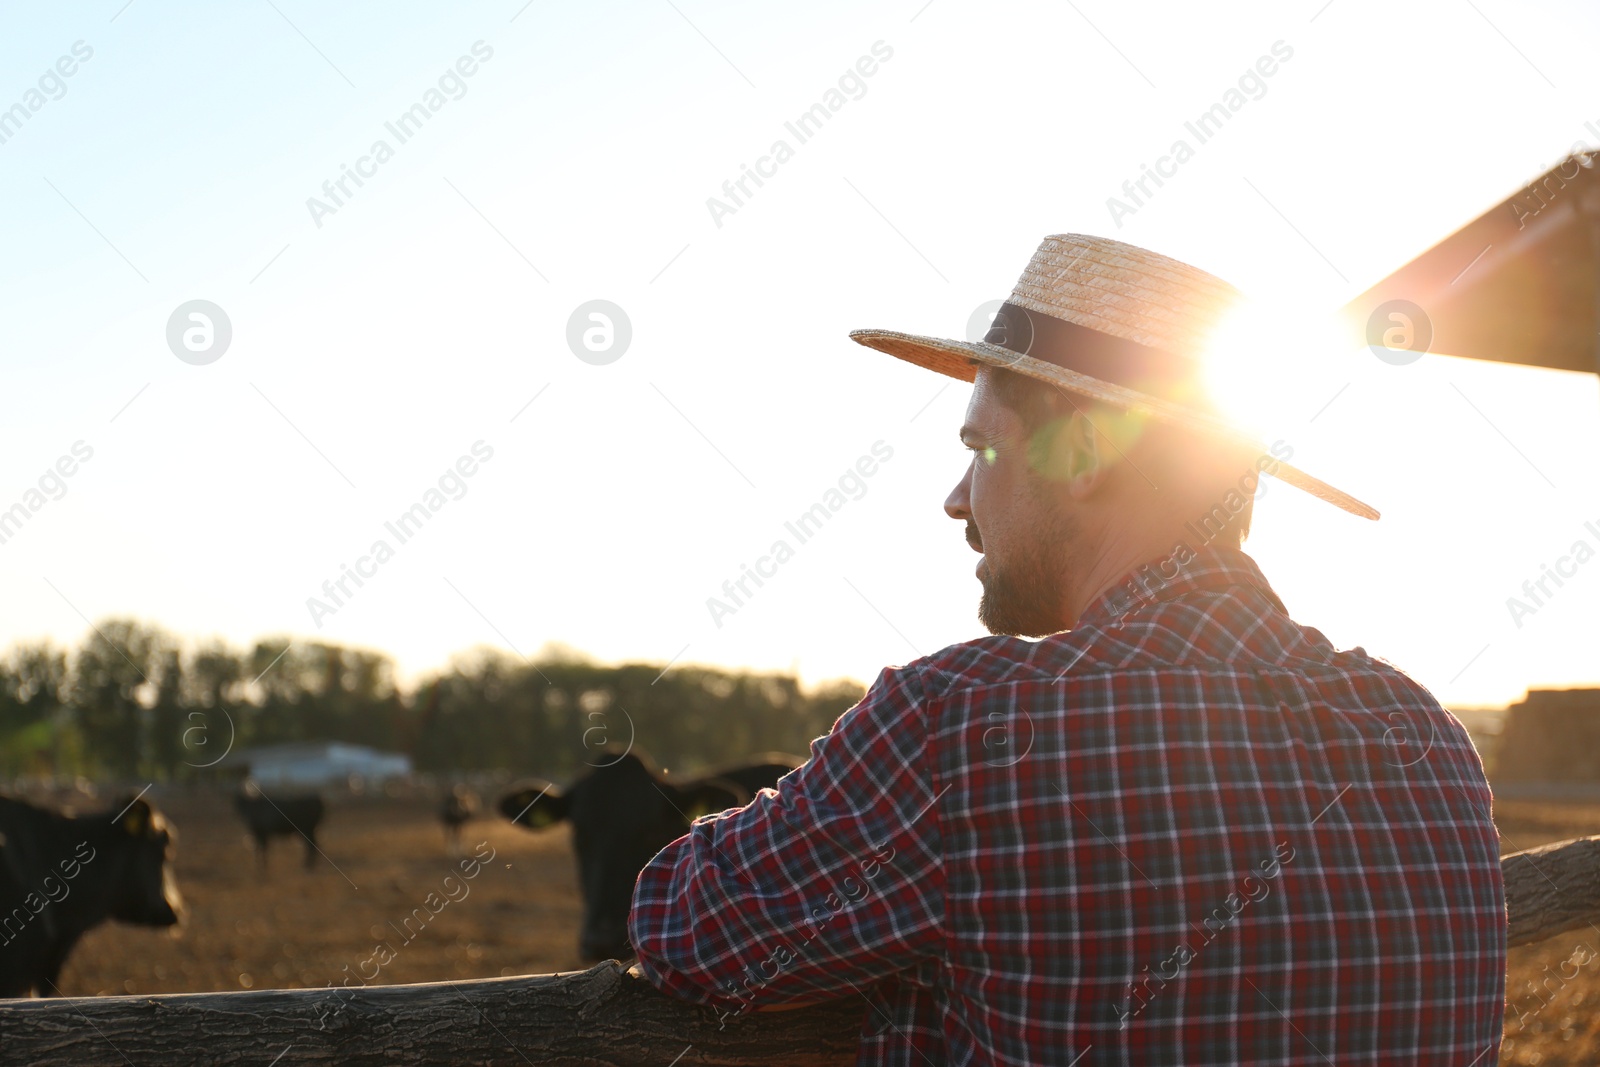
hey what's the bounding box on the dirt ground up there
[56,787,589,999]
[33,789,1600,1064]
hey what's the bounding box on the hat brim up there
[850,328,1380,522]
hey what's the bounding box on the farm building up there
[222,741,412,789]
[1493,687,1600,786]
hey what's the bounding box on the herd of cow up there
[0,751,800,998]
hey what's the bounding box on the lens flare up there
[1201,296,1349,437]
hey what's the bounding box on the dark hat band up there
[982,302,1205,398]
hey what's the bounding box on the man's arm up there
[629,663,945,1016]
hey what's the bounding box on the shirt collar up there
[1077,544,1288,628]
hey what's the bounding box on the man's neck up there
[1062,523,1190,627]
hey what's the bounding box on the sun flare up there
[1201,295,1353,438]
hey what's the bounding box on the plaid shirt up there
[630,548,1506,1065]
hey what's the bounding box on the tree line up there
[0,619,866,782]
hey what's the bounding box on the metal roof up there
[1341,151,1600,375]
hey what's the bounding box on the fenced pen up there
[2,835,1596,1066]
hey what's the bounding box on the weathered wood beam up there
[1505,834,1600,948]
[0,962,862,1066]
[4,835,1599,1065]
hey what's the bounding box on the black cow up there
[439,784,479,857]
[499,750,802,961]
[0,793,182,997]
[233,784,325,870]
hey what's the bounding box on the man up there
[629,235,1506,1064]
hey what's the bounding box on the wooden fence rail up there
[3,835,1598,1066]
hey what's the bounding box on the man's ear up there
[1028,407,1105,484]
[1065,410,1108,496]
[1047,405,1148,499]
[499,782,568,830]
[674,778,748,821]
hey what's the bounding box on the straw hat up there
[850,233,1379,520]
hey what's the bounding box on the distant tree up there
[414,648,528,772]
[244,638,309,747]
[147,648,186,780]
[187,641,244,710]
[71,619,169,780]
[0,642,69,777]
[173,640,246,773]
[1,622,869,782]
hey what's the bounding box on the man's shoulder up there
[883,631,1097,702]
[883,624,1451,716]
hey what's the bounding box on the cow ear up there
[499,782,568,830]
[119,798,152,836]
[676,777,747,821]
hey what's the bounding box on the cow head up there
[107,797,182,928]
[499,752,745,961]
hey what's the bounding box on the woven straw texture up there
[1008,234,1244,356]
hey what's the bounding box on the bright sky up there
[2,0,1598,709]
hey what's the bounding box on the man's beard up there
[974,495,1080,637]
[978,553,1067,637]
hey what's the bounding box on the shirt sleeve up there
[628,661,945,1017]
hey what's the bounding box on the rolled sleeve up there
[628,662,945,1016]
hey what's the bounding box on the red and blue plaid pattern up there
[630,549,1506,1065]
